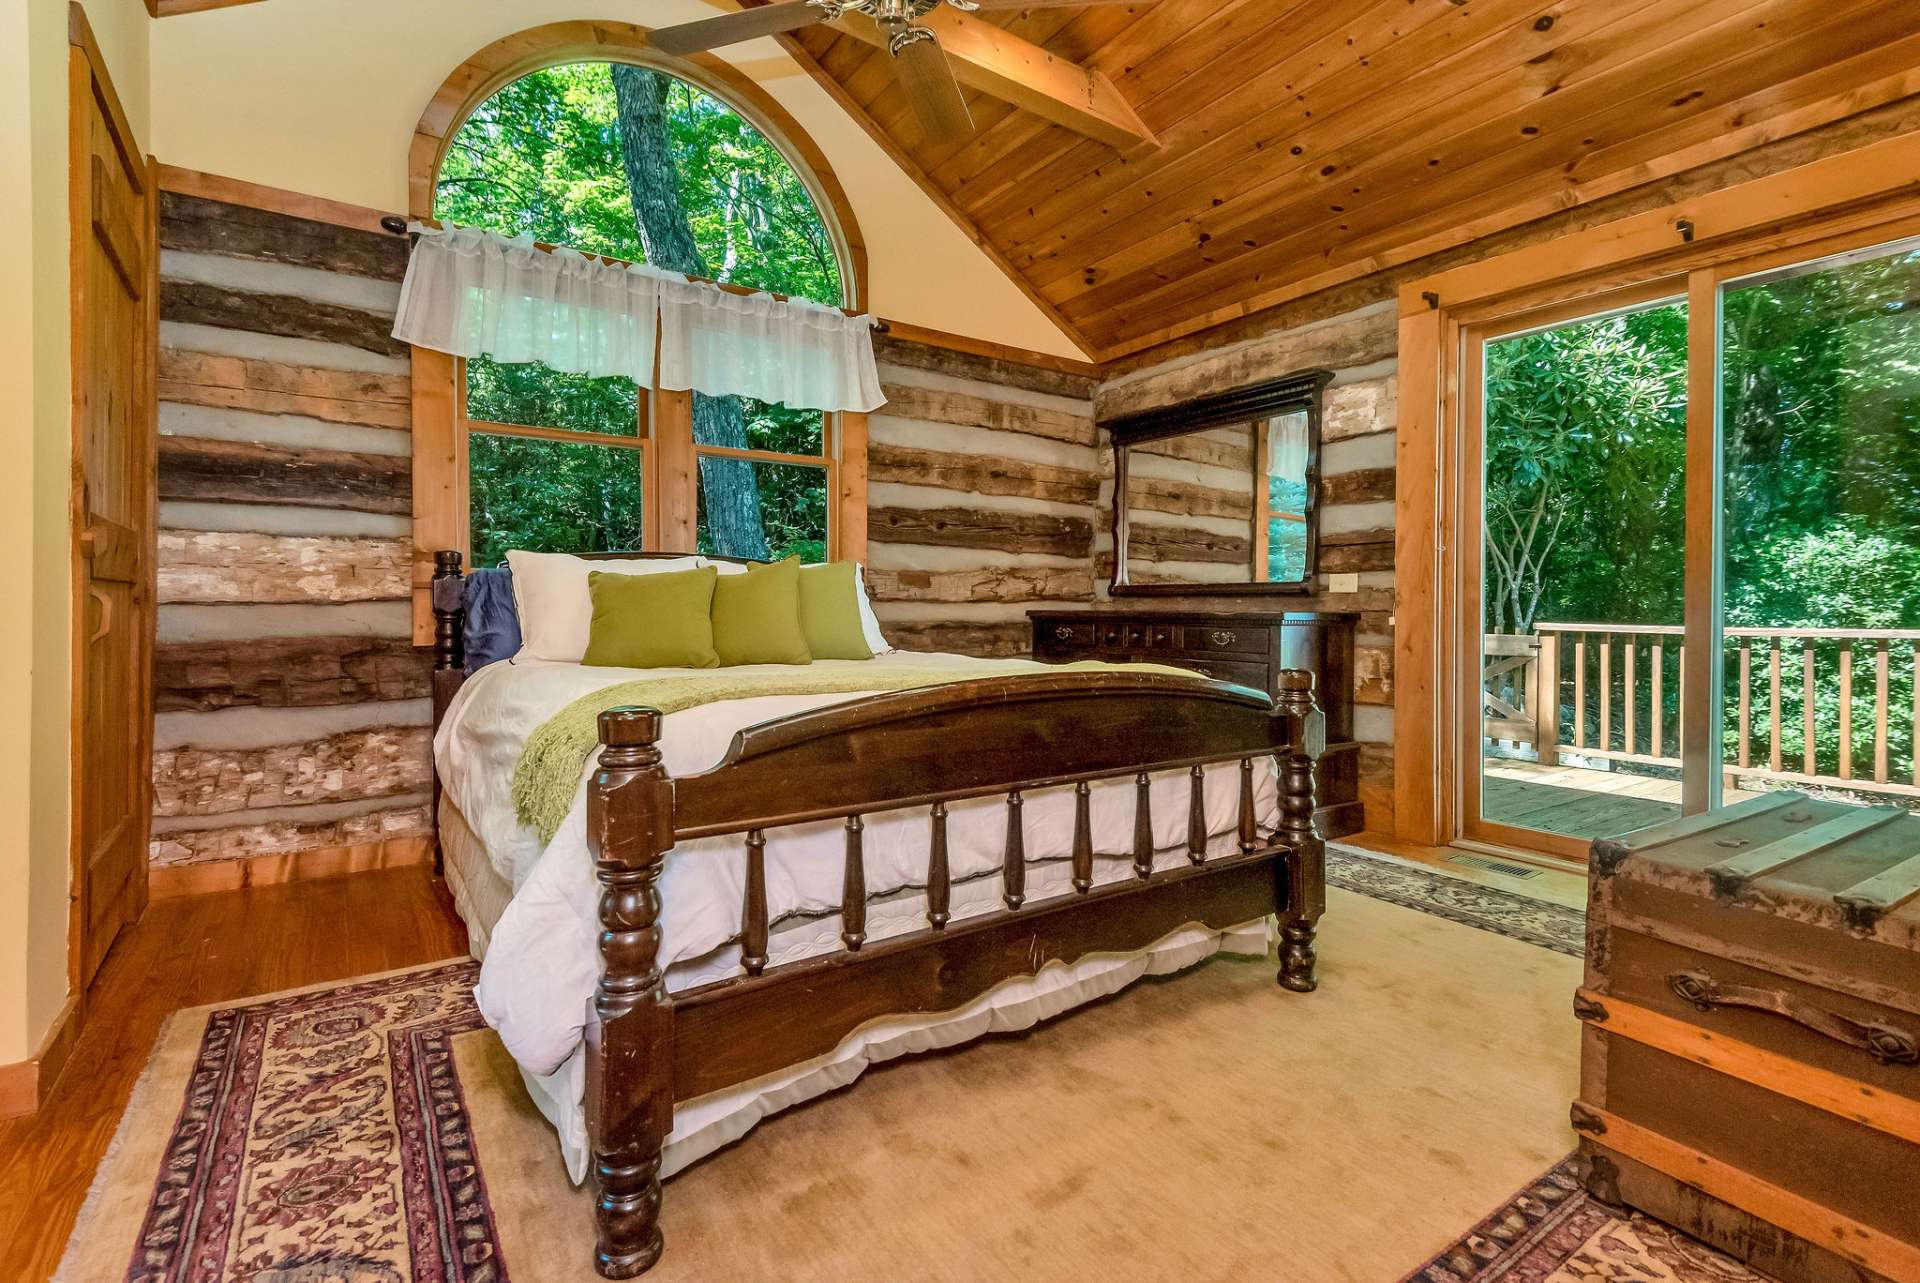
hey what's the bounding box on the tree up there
[1482,305,1688,634]
[611,65,767,560]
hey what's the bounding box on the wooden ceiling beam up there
[831,8,1159,151]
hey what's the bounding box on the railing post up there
[1533,630,1559,767]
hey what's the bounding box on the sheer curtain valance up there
[392,222,884,413]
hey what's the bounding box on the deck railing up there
[1482,624,1920,800]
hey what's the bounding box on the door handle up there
[88,586,112,644]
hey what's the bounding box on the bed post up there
[586,706,675,1279]
[1275,670,1327,993]
[428,550,465,876]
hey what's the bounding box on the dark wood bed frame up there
[429,549,1329,1278]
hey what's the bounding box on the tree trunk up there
[612,66,769,560]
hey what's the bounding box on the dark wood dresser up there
[1027,608,1362,838]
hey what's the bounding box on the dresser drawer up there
[1169,656,1271,690]
[1035,618,1096,651]
[1178,623,1269,658]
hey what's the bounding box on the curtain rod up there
[379,214,887,332]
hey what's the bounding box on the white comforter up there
[435,652,1279,1081]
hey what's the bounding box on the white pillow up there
[701,557,891,655]
[507,550,704,663]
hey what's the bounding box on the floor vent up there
[1448,853,1544,880]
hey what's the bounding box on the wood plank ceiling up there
[772,0,1920,360]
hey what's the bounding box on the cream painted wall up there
[0,0,150,1068]
[146,0,1087,359]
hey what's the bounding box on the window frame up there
[407,30,872,643]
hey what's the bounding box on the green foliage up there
[1484,247,1920,785]
[441,62,841,564]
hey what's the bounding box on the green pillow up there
[798,562,876,661]
[711,555,812,666]
[581,566,719,669]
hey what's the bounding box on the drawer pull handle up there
[1053,625,1074,642]
[1209,630,1236,647]
[1667,969,1918,1067]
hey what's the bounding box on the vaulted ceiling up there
[767,0,1920,360]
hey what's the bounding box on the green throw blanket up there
[511,660,1192,843]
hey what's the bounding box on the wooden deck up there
[1481,759,1768,841]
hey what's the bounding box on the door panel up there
[70,33,154,990]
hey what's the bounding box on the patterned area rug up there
[1328,843,1587,957]
[60,848,1765,1282]
[1402,1160,1776,1282]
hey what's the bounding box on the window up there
[419,57,861,575]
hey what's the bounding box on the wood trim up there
[830,8,1157,151]
[1577,989,1920,1146]
[1680,268,1722,814]
[877,318,1097,379]
[1576,1105,1920,1283]
[156,164,400,236]
[1393,143,1920,851]
[467,419,646,451]
[653,388,699,553]
[409,348,459,647]
[148,0,268,16]
[407,20,869,314]
[1392,306,1445,845]
[690,444,827,468]
[836,410,869,564]
[148,834,435,899]
[0,997,81,1120]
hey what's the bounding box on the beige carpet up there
[62,883,1583,1282]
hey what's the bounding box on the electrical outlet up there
[1327,572,1360,594]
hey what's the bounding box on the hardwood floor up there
[0,864,468,1282]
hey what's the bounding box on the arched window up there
[418,52,865,572]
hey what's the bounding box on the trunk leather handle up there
[1667,968,1918,1067]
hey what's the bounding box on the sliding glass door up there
[1463,233,1920,859]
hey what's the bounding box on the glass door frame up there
[1457,279,1692,861]
[1448,206,1920,861]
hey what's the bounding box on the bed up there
[428,548,1328,1279]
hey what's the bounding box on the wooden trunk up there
[1576,792,1920,1283]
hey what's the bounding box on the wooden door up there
[68,17,155,990]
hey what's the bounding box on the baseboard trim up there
[0,995,82,1120]
[150,833,434,898]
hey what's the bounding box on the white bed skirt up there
[438,796,1271,1183]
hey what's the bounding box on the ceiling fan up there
[650,1,1139,144]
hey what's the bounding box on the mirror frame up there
[1104,367,1334,597]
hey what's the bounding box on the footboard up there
[582,668,1327,1278]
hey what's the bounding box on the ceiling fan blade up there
[891,28,975,145]
[649,2,826,56]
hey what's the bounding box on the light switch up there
[1327,572,1360,595]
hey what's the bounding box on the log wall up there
[866,336,1101,656]
[151,192,431,884]
[1093,303,1399,832]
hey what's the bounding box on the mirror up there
[1106,369,1331,595]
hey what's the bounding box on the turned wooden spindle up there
[1072,780,1093,894]
[585,706,673,1279]
[1187,764,1207,864]
[742,829,768,976]
[927,802,951,929]
[1003,790,1026,910]
[1275,669,1327,994]
[842,814,867,950]
[1133,771,1154,880]
[1238,757,1257,852]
